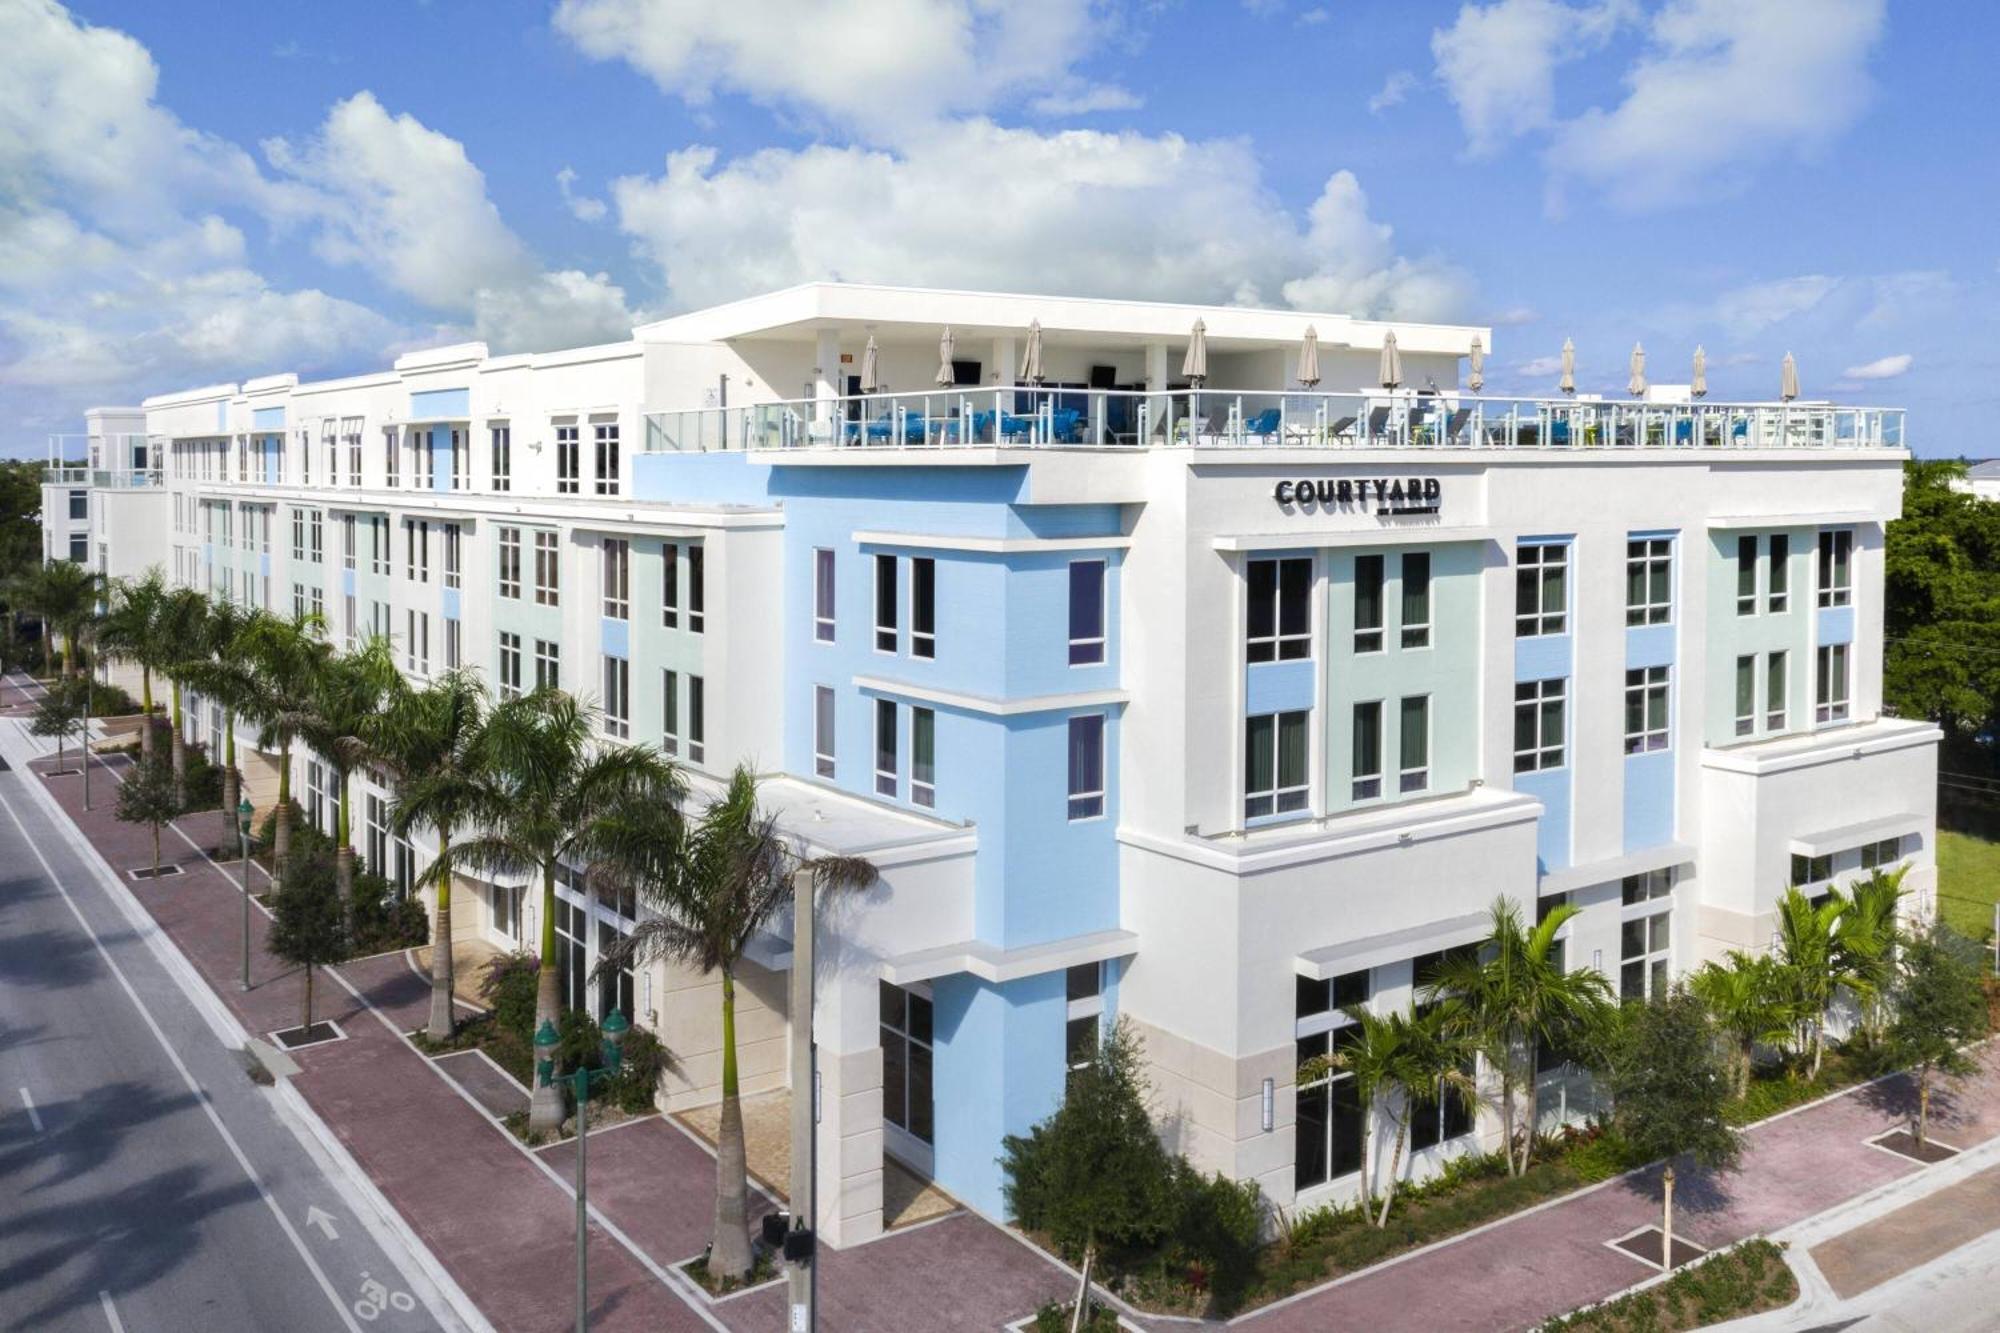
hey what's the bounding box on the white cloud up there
[1368,71,1417,114]
[1431,0,1633,155]
[1029,85,1143,116]
[1841,353,1912,381]
[557,166,609,222]
[1298,7,1330,25]
[611,122,1470,321]
[1516,354,1565,376]
[1713,274,1838,336]
[1491,304,1539,326]
[554,0,1105,141]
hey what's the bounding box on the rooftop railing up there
[44,465,164,488]
[644,387,1905,455]
[45,434,161,487]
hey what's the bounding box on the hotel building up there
[45,283,1936,1244]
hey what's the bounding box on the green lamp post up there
[237,796,255,991]
[537,1008,629,1331]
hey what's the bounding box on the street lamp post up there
[238,796,255,992]
[535,1008,628,1333]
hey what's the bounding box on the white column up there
[811,966,885,1246]
[814,329,841,423]
[1145,342,1171,440]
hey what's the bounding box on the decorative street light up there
[535,1008,628,1332]
[238,796,255,992]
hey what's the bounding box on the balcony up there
[47,433,161,487]
[644,388,1905,455]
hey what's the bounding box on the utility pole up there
[785,866,817,1332]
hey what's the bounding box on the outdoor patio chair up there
[1364,406,1392,441]
[1441,407,1471,443]
[1244,407,1281,441]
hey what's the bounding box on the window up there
[1735,655,1756,737]
[603,656,629,738]
[1408,948,1477,1149]
[370,516,388,575]
[1513,679,1565,772]
[1399,696,1430,793]
[444,616,461,670]
[593,422,620,495]
[406,609,430,676]
[534,531,559,606]
[879,982,934,1147]
[1860,837,1902,870]
[343,594,357,648]
[366,793,388,875]
[603,539,629,620]
[404,519,429,583]
[443,524,461,590]
[1625,537,1671,626]
[68,489,86,520]
[1621,901,1671,1001]
[556,425,580,494]
[1515,543,1566,636]
[68,532,88,563]
[450,428,468,491]
[1247,557,1311,663]
[309,510,323,563]
[1245,710,1308,818]
[1068,560,1105,665]
[534,639,560,692]
[1769,534,1790,613]
[813,548,836,642]
[875,699,898,797]
[1353,554,1384,653]
[1295,969,1371,1190]
[344,418,362,487]
[874,554,898,652]
[1067,966,1103,1083]
[912,707,935,808]
[688,674,705,764]
[1623,666,1669,753]
[371,600,389,640]
[321,423,336,485]
[1817,529,1852,607]
[1737,535,1758,616]
[342,515,356,570]
[1068,714,1106,820]
[1791,853,1833,887]
[661,542,679,628]
[384,427,399,488]
[1622,868,1672,906]
[1400,552,1431,649]
[490,424,512,492]
[813,686,836,778]
[291,507,305,560]
[1815,643,1849,722]
[912,557,936,660]
[688,545,704,634]
[1766,651,1788,730]
[293,582,306,619]
[1351,701,1382,800]
[498,526,521,599]
[662,671,680,756]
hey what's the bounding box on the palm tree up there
[373,670,494,1041]
[296,637,403,918]
[1427,897,1615,1176]
[454,688,679,1133]
[1834,867,1907,1042]
[95,567,169,758]
[1688,951,1791,1097]
[155,585,212,806]
[1772,887,1857,1078]
[234,611,332,885]
[9,559,104,678]
[592,765,875,1283]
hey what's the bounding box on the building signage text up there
[1273,476,1442,515]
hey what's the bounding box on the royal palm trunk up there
[168,679,187,807]
[427,827,456,1041]
[709,965,754,1280]
[139,667,155,760]
[272,739,293,887]
[219,710,239,856]
[535,860,561,1027]
[334,769,355,928]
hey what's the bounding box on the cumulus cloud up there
[1368,71,1417,114]
[1713,275,1840,336]
[556,166,609,222]
[1709,272,1950,340]
[1431,0,1633,155]
[611,123,1470,321]
[1029,85,1143,116]
[1841,353,1912,381]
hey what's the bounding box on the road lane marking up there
[98,1290,124,1332]
[19,1087,42,1131]
[0,787,366,1333]
[308,1204,342,1240]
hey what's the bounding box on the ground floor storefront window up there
[880,981,934,1172]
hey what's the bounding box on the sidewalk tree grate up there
[270,1020,349,1051]
[1606,1225,1709,1271]
[127,864,186,881]
[1867,1128,1960,1164]
[41,768,81,778]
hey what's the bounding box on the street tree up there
[1836,867,1908,1042]
[117,757,180,880]
[296,636,402,919]
[95,567,169,759]
[234,611,331,886]
[267,852,352,1040]
[1884,922,1990,1149]
[1688,951,1792,1098]
[1772,887,1857,1077]
[155,585,210,806]
[30,675,87,771]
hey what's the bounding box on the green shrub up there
[351,868,427,953]
[180,741,223,812]
[479,951,542,1041]
[1167,1162,1264,1306]
[258,800,333,865]
[1543,1238,1796,1330]
[86,680,138,716]
[613,1026,668,1114]
[1032,1300,1120,1332]
[1560,1126,1649,1182]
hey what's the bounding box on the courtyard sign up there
[1274,476,1442,515]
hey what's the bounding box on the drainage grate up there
[128,864,186,882]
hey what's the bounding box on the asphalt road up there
[0,753,459,1333]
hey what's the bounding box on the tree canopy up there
[1885,460,2000,733]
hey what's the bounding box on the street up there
[0,749,464,1333]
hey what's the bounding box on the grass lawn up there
[1936,829,2000,949]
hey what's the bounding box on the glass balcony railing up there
[45,466,164,488]
[644,387,1905,455]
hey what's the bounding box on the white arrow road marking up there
[19,1087,42,1132]
[99,1290,125,1333]
[306,1205,341,1241]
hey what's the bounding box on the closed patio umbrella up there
[1296,324,1320,387]
[1019,319,1044,384]
[1468,335,1485,394]
[1781,352,1799,401]
[1627,342,1647,398]
[860,334,881,394]
[1379,329,1402,389]
[1559,338,1576,395]
[936,326,955,387]
[1183,318,1208,386]
[1691,345,1708,399]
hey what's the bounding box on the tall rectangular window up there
[1353,555,1384,653]
[874,554,899,653]
[384,427,399,488]
[1515,544,1566,636]
[1295,970,1371,1190]
[813,686,836,778]
[534,531,559,606]
[291,507,305,560]
[1351,700,1382,800]
[1068,714,1106,820]
[911,557,936,660]
[1068,559,1105,665]
[1400,552,1431,649]
[603,656,629,738]
[1735,654,1756,737]
[342,514,356,569]
[499,632,522,700]
[1816,643,1849,722]
[451,428,469,491]
[404,518,428,583]
[556,425,580,494]
[1247,557,1311,662]
[490,424,512,492]
[1621,903,1671,1001]
[1245,711,1308,818]
[688,545,705,634]
[443,523,461,590]
[603,539,630,620]
[406,609,430,676]
[498,526,521,599]
[1513,679,1565,772]
[444,616,461,670]
[875,699,899,797]
[813,548,836,642]
[1768,534,1790,613]
[1625,537,1671,626]
[1737,535,1758,615]
[1399,696,1429,793]
[662,670,679,756]
[661,542,679,628]
[343,594,357,648]
[68,490,86,520]
[688,675,705,764]
[593,422,620,495]
[1817,529,1852,607]
[344,419,362,486]
[370,516,388,575]
[912,707,935,808]
[1623,665,1669,753]
[1766,650,1788,730]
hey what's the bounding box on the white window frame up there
[1734,654,1757,737]
[555,424,580,494]
[813,686,836,779]
[1817,529,1852,608]
[911,705,936,808]
[1246,556,1312,663]
[1351,699,1382,801]
[593,421,620,496]
[911,556,936,661]
[875,698,899,798]
[1399,551,1431,649]
[1815,642,1850,723]
[498,526,521,599]
[813,547,836,643]
[662,669,680,757]
[1625,536,1672,627]
[1513,678,1565,772]
[1515,542,1567,636]
[533,530,559,607]
[1398,694,1430,794]
[1766,650,1788,732]
[603,538,630,620]
[662,542,679,629]
[490,423,512,493]
[874,553,899,654]
[603,655,630,739]
[1067,559,1105,666]
[1067,713,1107,820]
[1245,709,1308,819]
[1623,665,1670,754]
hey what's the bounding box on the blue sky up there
[3,0,1990,458]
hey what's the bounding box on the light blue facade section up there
[260,434,281,484]
[214,401,227,432]
[341,567,356,598]
[931,970,1065,1219]
[1516,768,1571,873]
[1514,633,1572,683]
[1816,605,1854,646]
[252,406,285,431]
[601,617,630,660]
[429,428,452,492]
[441,587,462,621]
[409,388,469,420]
[1624,624,1675,670]
[1623,750,1676,852]
[1246,660,1315,715]
[260,553,272,580]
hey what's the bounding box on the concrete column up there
[993,337,1018,388]
[812,968,884,1246]
[814,329,841,424]
[1145,342,1171,439]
